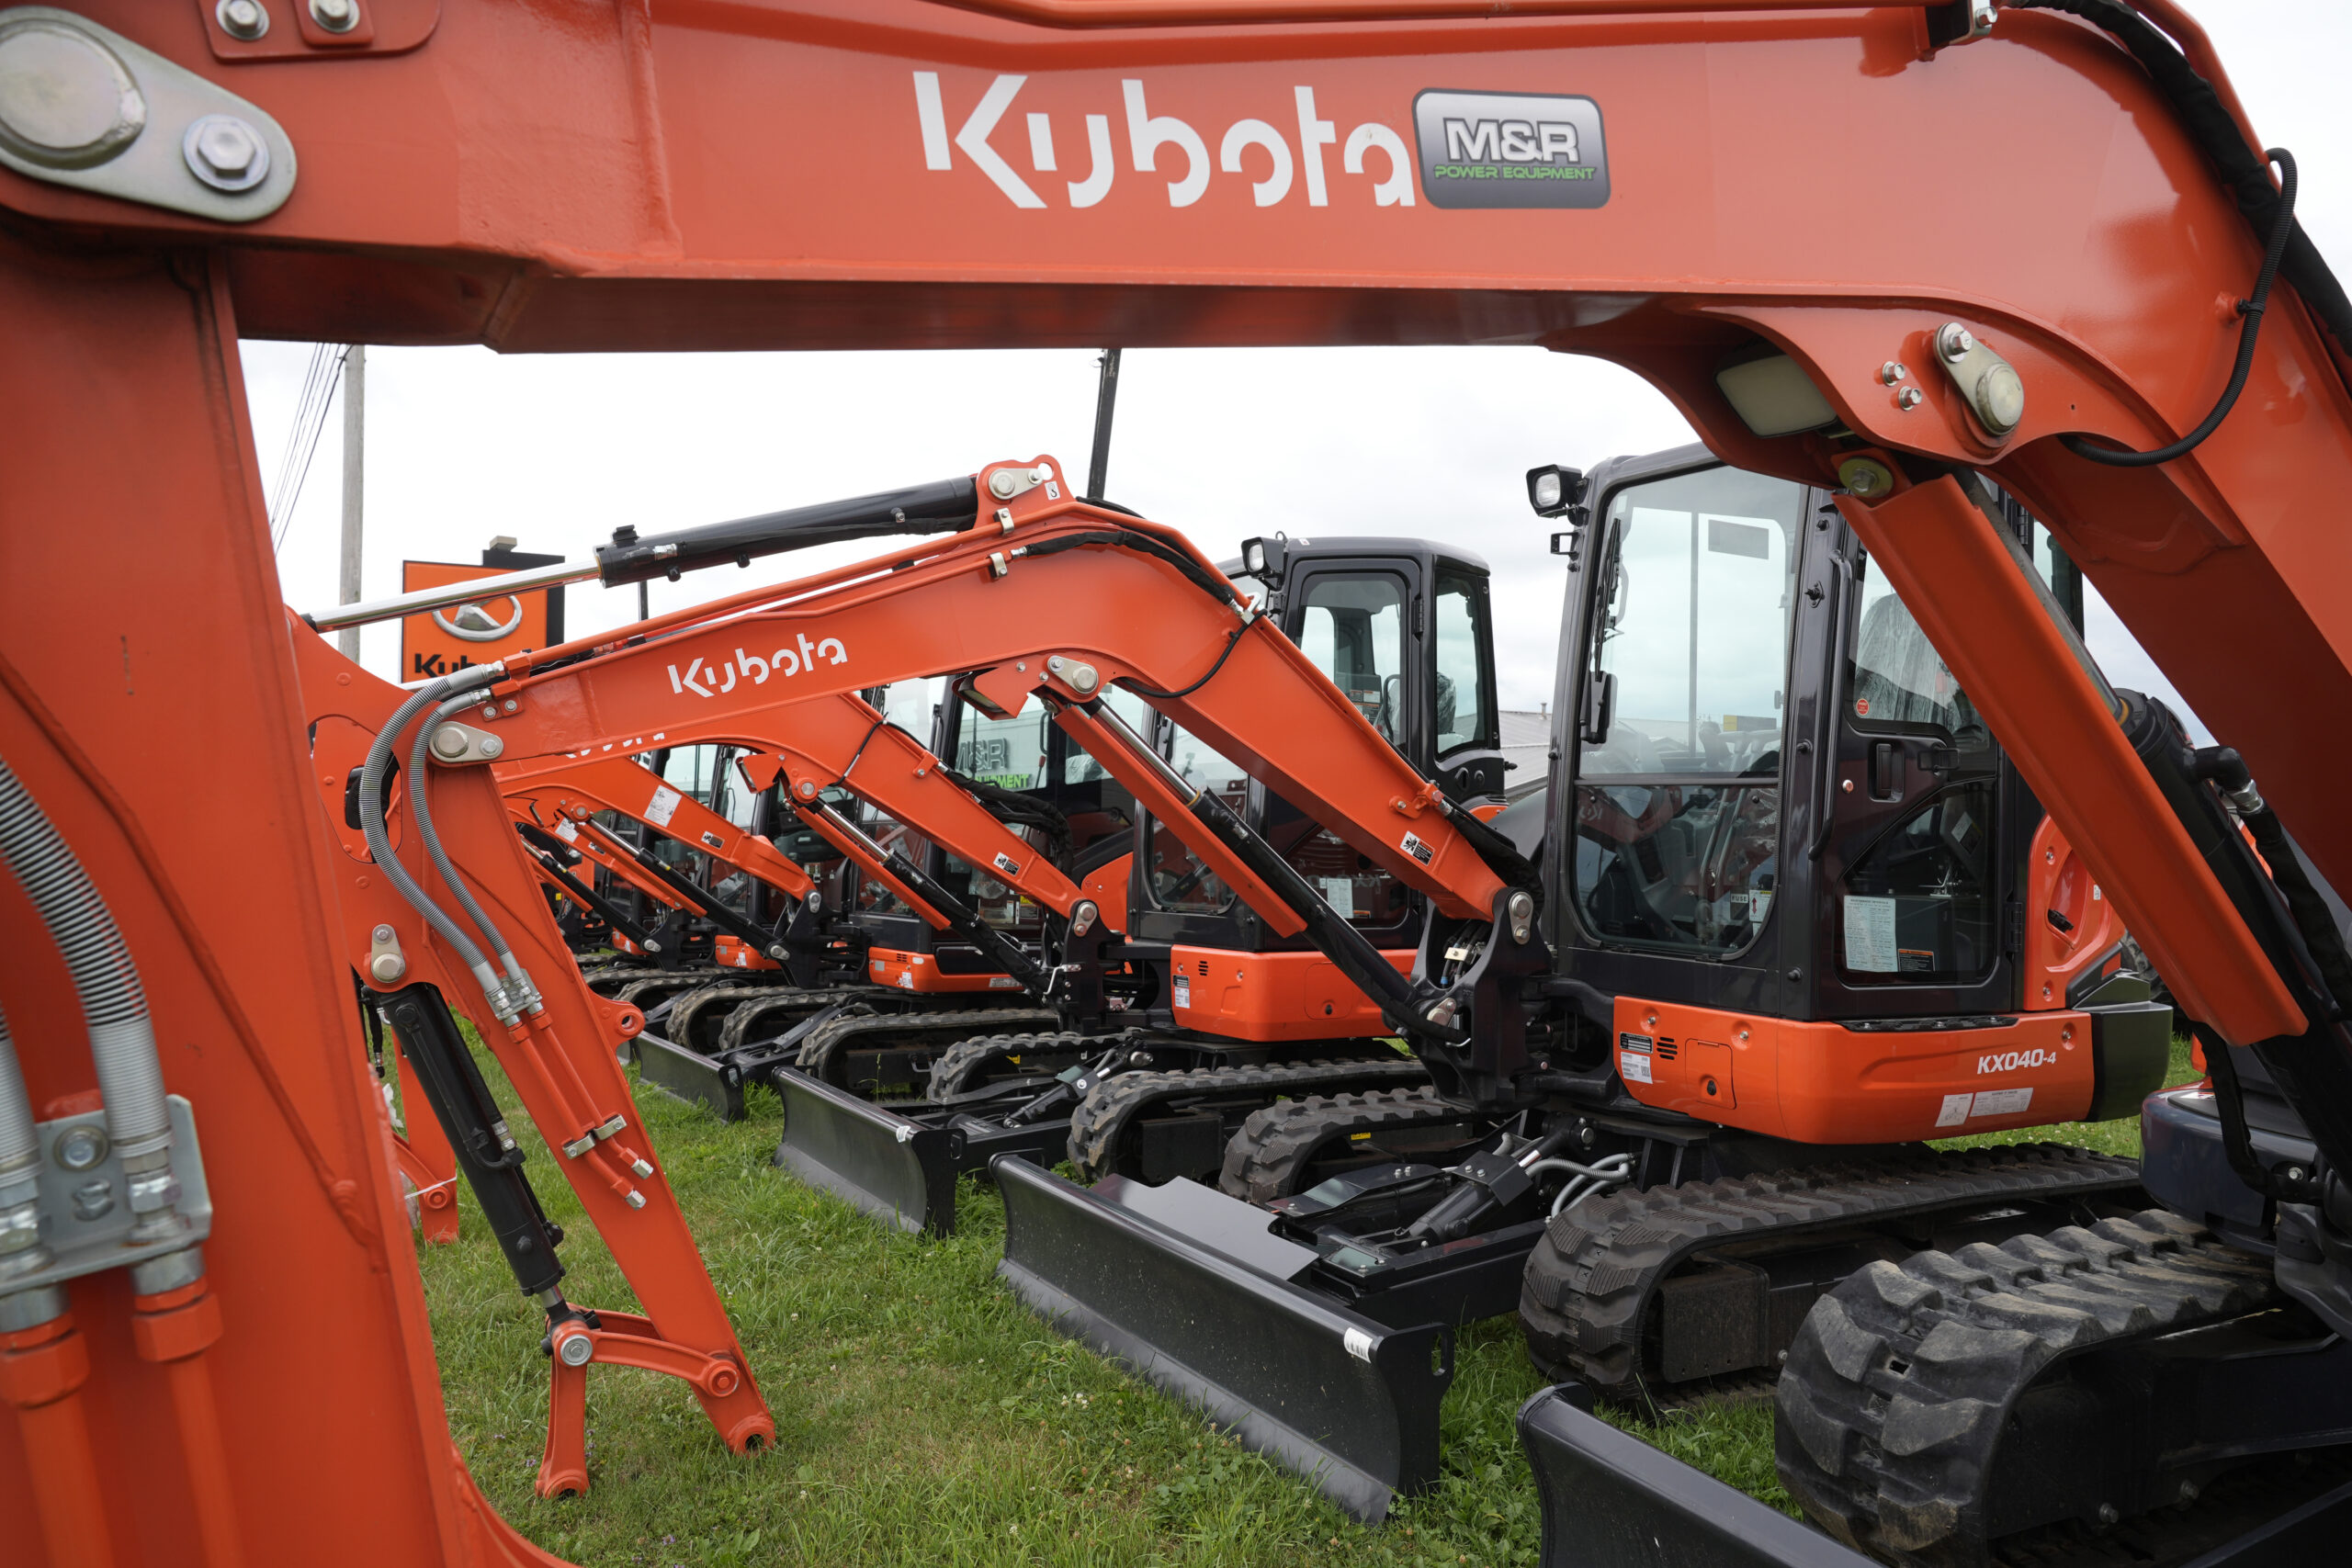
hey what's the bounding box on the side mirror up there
[1527,464,1588,518]
[1580,669,1617,747]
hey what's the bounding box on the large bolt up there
[431,728,469,760]
[182,113,270,192]
[557,1332,594,1368]
[217,0,270,40]
[0,18,147,169]
[1938,322,1976,363]
[368,951,407,984]
[310,0,360,30]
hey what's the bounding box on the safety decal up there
[1400,830,1435,865]
[1936,1086,2036,1127]
[1173,974,1193,1010]
[1619,1050,1653,1085]
[1411,90,1609,210]
[993,851,1022,876]
[1855,697,1871,716]
[646,784,683,827]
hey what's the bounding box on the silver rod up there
[336,344,366,659]
[303,558,600,633]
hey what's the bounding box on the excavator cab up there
[1548,445,2132,1054]
[1129,537,1505,1032]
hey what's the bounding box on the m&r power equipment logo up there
[1411,90,1608,209]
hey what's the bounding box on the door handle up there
[1869,740,1904,802]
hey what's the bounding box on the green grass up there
[413,1033,2200,1566]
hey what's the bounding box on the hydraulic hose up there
[0,1002,55,1317]
[0,757,171,1168]
[408,696,533,1003]
[359,671,512,1018]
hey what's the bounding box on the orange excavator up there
[6,6,2352,1568]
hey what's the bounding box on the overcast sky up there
[248,4,2348,745]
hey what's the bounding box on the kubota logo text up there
[914,73,1416,210]
[669,634,847,699]
[1977,1048,2059,1076]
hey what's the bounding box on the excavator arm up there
[17,5,2352,1563]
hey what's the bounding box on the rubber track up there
[1068,1056,1430,1182]
[610,971,734,1010]
[925,1031,1118,1101]
[1775,1210,2278,1568]
[1518,1145,2145,1400]
[1216,1086,1465,1202]
[667,981,837,1050]
[799,1008,1059,1089]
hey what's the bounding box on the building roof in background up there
[1498,708,1552,798]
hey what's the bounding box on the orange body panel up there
[711,935,785,972]
[1612,998,2098,1145]
[2022,814,2126,1010]
[1170,947,1414,1042]
[865,946,1031,994]
[1081,852,1134,940]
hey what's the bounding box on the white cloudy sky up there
[249,4,2348,746]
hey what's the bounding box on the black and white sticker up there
[1173,974,1193,1010]
[1935,1086,2036,1127]
[1618,1032,1655,1084]
[1400,830,1435,866]
[993,852,1022,876]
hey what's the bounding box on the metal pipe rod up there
[335,344,365,660]
[301,558,599,633]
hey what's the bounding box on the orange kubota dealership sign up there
[399,554,564,680]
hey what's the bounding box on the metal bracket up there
[1932,321,2025,439]
[426,721,506,765]
[985,462,1057,502]
[0,8,297,220]
[5,1096,212,1297]
[367,920,408,985]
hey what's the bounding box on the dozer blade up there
[634,1029,747,1121]
[1517,1386,1866,1568]
[775,1069,961,1235]
[993,1156,1451,1523]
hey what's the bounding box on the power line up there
[269,344,351,549]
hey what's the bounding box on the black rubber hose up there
[2062,147,2297,466]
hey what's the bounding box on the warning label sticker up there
[1620,1050,1653,1085]
[1936,1092,1973,1128]
[646,784,683,827]
[1173,975,1193,1010]
[1972,1087,2034,1118]
[992,852,1022,876]
[1400,830,1435,865]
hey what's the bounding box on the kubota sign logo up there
[669,634,847,699]
[914,74,1609,214]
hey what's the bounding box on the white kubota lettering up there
[919,73,1409,213]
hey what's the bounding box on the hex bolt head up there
[503,698,519,713]
[1878,360,1908,386]
[53,1125,108,1172]
[1838,457,1896,499]
[310,0,360,30]
[479,735,503,759]
[218,0,269,40]
[2097,1504,2120,1527]
[371,923,397,943]
[624,1190,647,1210]
[182,113,269,192]
[1897,387,1926,411]
[1938,322,1976,363]
[557,1332,595,1367]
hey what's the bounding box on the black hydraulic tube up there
[617,835,788,961]
[1065,695,1441,1036]
[518,830,665,953]
[794,795,1050,995]
[373,983,567,1301]
[595,476,980,585]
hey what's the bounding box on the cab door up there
[1811,529,2021,1018]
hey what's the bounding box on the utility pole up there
[1085,347,1121,502]
[336,343,366,659]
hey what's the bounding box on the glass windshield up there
[1433,568,1494,758]
[1849,561,1989,748]
[1297,574,1406,744]
[1572,465,1803,958]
